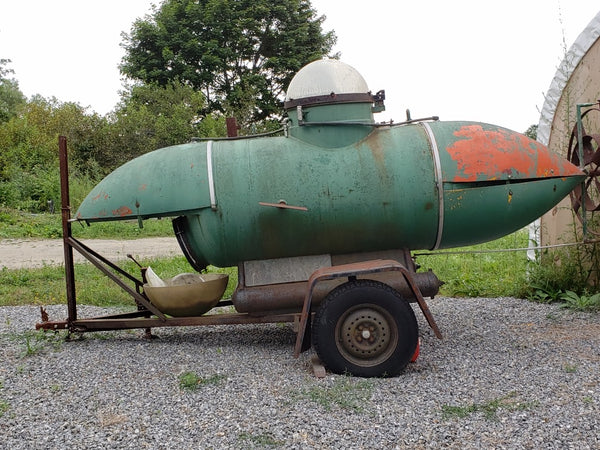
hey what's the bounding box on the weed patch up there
[0,380,7,418]
[178,371,227,391]
[238,431,282,447]
[559,291,600,312]
[293,376,374,412]
[8,330,65,357]
[441,392,538,420]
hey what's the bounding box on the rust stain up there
[92,191,110,202]
[112,206,133,217]
[534,143,583,177]
[447,125,534,181]
[138,184,147,191]
[364,131,390,182]
[447,124,583,182]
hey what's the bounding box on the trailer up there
[37,60,584,377]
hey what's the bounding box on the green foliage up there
[526,236,600,310]
[526,247,590,297]
[293,376,374,412]
[528,286,564,304]
[178,371,226,390]
[0,399,7,418]
[0,379,7,416]
[0,2,335,210]
[19,330,64,357]
[559,290,600,312]
[0,83,218,211]
[0,208,62,238]
[238,431,282,447]
[0,96,110,211]
[0,209,175,239]
[524,124,537,140]
[441,392,537,421]
[120,0,336,125]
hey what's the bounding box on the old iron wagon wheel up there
[312,279,418,377]
[567,106,600,235]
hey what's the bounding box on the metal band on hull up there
[207,140,217,210]
[421,122,444,250]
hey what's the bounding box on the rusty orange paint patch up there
[446,124,583,182]
[112,206,133,217]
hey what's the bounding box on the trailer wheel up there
[312,279,418,377]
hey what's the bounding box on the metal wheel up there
[567,106,600,234]
[335,304,398,367]
[312,279,418,377]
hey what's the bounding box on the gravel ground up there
[1,297,599,449]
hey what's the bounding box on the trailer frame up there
[37,137,442,374]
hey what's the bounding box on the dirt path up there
[0,237,182,270]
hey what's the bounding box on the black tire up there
[312,279,418,377]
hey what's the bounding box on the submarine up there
[77,59,583,266]
[72,59,585,377]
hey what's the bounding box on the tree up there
[120,0,336,126]
[524,124,537,140]
[105,81,219,167]
[0,59,26,123]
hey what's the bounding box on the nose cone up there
[428,122,585,249]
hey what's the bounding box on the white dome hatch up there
[284,59,376,109]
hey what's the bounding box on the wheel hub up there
[336,305,398,364]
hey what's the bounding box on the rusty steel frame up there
[41,137,441,363]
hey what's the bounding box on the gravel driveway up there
[1,297,599,448]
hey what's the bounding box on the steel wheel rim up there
[335,303,399,367]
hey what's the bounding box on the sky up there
[1,0,599,133]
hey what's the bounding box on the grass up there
[293,376,374,412]
[178,371,227,391]
[0,257,238,308]
[19,330,64,357]
[441,392,538,420]
[238,431,282,447]
[415,230,530,298]
[0,380,7,418]
[0,207,173,239]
